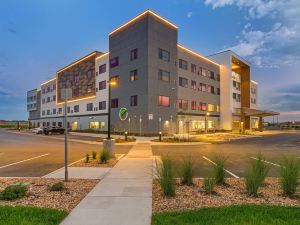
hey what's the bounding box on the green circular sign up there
[119,107,128,121]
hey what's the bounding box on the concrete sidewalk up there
[60,143,153,225]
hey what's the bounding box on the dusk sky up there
[0,0,299,122]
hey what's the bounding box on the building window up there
[210,71,215,80]
[158,96,170,107]
[191,101,197,110]
[233,81,241,90]
[99,101,106,110]
[191,63,197,73]
[47,86,50,93]
[130,70,138,81]
[53,84,56,90]
[42,110,45,116]
[58,108,62,114]
[110,57,119,68]
[208,104,215,112]
[47,97,50,103]
[191,80,197,90]
[207,85,212,93]
[158,69,170,82]
[200,83,206,92]
[47,110,50,115]
[67,106,70,113]
[58,122,62,127]
[42,98,45,104]
[87,70,93,80]
[216,105,220,112]
[42,89,45,94]
[110,75,119,85]
[178,99,188,110]
[53,108,56,114]
[87,84,93,93]
[233,93,241,102]
[130,95,138,106]
[74,74,80,83]
[158,48,170,62]
[179,59,188,70]
[111,98,119,108]
[99,81,106,90]
[73,88,79,97]
[199,103,207,111]
[74,105,79,113]
[179,77,188,88]
[99,64,106,74]
[217,88,220,95]
[130,48,138,61]
[87,103,93,111]
[89,121,99,129]
[211,86,215,94]
[53,95,56,101]
[201,68,210,77]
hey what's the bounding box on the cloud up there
[187,12,193,18]
[205,0,300,67]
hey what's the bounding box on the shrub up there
[92,151,97,160]
[49,182,65,192]
[85,153,90,163]
[245,153,270,196]
[155,156,176,197]
[203,177,216,194]
[100,150,111,164]
[212,155,227,184]
[279,157,300,196]
[0,184,28,200]
[181,157,194,185]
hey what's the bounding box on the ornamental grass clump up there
[100,150,111,164]
[92,151,97,160]
[212,155,227,184]
[181,157,194,185]
[245,153,270,196]
[49,182,65,192]
[0,184,28,200]
[156,156,176,197]
[279,157,300,196]
[203,177,216,194]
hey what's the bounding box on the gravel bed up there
[153,178,300,213]
[0,178,98,211]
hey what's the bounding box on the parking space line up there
[0,154,49,169]
[202,156,240,178]
[250,157,281,167]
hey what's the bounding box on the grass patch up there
[0,205,67,225]
[152,205,300,225]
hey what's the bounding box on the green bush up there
[100,150,111,164]
[279,157,300,196]
[181,157,194,185]
[49,182,65,192]
[0,184,28,200]
[156,156,176,197]
[92,151,97,160]
[203,177,216,194]
[85,153,90,163]
[212,155,227,184]
[245,153,270,196]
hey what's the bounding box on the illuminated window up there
[179,59,188,70]
[216,105,220,112]
[158,48,170,62]
[178,99,188,110]
[87,84,93,93]
[191,101,196,110]
[179,77,188,88]
[158,69,170,82]
[100,121,105,129]
[208,121,215,128]
[158,96,170,107]
[111,98,119,108]
[208,104,215,112]
[130,70,138,81]
[110,57,119,68]
[110,76,119,85]
[199,102,207,111]
[89,121,99,129]
[192,121,205,129]
[99,64,106,74]
[130,48,138,61]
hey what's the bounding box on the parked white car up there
[31,127,43,134]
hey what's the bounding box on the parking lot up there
[0,129,132,177]
[152,131,300,177]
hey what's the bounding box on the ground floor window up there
[89,121,105,129]
[192,121,205,130]
[207,120,215,129]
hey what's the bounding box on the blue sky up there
[0,0,299,121]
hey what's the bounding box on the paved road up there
[152,132,300,177]
[0,129,132,177]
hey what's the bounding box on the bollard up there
[125,131,128,141]
[159,131,162,142]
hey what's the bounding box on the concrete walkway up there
[60,143,153,225]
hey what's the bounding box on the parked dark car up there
[43,126,65,135]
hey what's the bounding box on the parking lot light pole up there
[107,79,117,139]
[205,112,210,134]
[64,97,68,182]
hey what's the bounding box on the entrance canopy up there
[242,107,279,117]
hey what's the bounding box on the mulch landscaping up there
[153,178,300,213]
[0,178,98,212]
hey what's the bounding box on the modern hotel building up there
[27,10,273,135]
